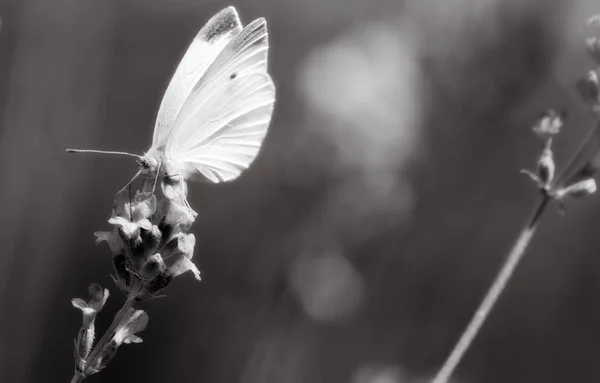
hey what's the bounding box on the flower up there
[95,181,200,302]
[93,230,122,254]
[113,308,149,346]
[164,233,201,280]
[108,191,156,240]
[72,284,110,370]
[89,308,149,374]
[72,283,109,328]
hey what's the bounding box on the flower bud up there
[112,253,131,291]
[537,147,555,187]
[532,109,564,139]
[137,272,174,301]
[139,253,166,280]
[141,225,162,252]
[563,160,599,188]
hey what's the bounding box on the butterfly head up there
[137,155,160,176]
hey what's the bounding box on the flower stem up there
[431,193,550,383]
[431,116,600,383]
[70,371,83,383]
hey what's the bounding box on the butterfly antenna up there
[66,149,141,159]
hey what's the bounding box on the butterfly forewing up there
[152,6,243,149]
[165,17,274,183]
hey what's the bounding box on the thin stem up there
[431,193,550,383]
[431,116,600,383]
[552,118,600,188]
[70,371,83,383]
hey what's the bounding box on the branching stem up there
[432,118,600,383]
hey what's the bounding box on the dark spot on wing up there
[203,9,240,42]
[230,73,237,80]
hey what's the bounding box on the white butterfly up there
[68,6,275,214]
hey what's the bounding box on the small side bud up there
[537,146,555,188]
[563,160,599,188]
[532,109,564,139]
[554,178,597,199]
[139,253,166,280]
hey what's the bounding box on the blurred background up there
[1,0,600,382]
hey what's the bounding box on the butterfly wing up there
[165,17,275,183]
[151,6,243,149]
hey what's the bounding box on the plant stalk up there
[431,116,600,383]
[431,193,550,383]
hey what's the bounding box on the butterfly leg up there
[164,173,198,218]
[116,168,144,195]
[151,162,162,194]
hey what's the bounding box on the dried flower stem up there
[70,372,83,383]
[431,193,549,383]
[431,118,600,383]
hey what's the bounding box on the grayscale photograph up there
[1,0,600,382]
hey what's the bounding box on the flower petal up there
[113,308,149,346]
[137,218,153,232]
[109,217,140,239]
[167,256,201,281]
[88,283,109,312]
[132,193,156,222]
[94,230,123,254]
[123,334,143,344]
[165,202,195,232]
[71,298,88,311]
